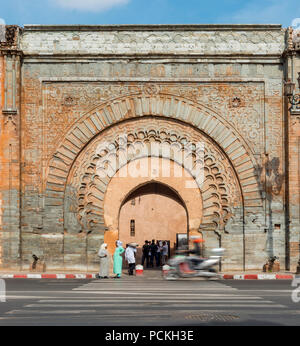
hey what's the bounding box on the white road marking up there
[1,280,290,322]
[24,302,283,308]
[6,310,97,314]
[36,297,264,302]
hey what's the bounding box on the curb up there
[0,274,97,279]
[221,274,295,280]
[0,273,295,280]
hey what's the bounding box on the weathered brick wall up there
[0,50,22,269]
[0,25,292,271]
[0,54,3,266]
[288,49,300,271]
[289,111,300,271]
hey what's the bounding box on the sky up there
[0,0,299,27]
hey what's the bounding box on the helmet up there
[193,238,204,243]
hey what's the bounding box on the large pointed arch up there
[59,116,246,268]
[43,91,262,274]
[45,93,262,224]
[61,117,244,233]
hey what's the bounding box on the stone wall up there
[288,45,300,271]
[0,53,3,267]
[0,24,294,271]
[0,26,22,269]
[20,24,285,56]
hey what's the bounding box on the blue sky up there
[0,0,299,27]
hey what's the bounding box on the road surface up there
[0,276,299,326]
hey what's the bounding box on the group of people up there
[97,239,169,279]
[97,240,138,279]
[141,239,169,268]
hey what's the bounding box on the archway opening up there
[119,182,188,266]
[103,156,203,257]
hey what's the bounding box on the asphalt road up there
[0,276,299,326]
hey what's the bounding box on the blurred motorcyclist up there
[190,237,203,256]
[164,236,223,280]
[188,237,205,268]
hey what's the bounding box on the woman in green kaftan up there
[113,240,125,278]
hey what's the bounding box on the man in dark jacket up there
[141,240,150,268]
[150,239,158,268]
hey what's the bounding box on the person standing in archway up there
[150,239,158,268]
[113,240,125,278]
[161,241,168,266]
[156,241,162,267]
[141,240,150,268]
[125,243,137,276]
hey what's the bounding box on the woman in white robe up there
[98,243,110,278]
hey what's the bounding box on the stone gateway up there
[0,24,300,271]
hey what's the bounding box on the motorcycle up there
[163,248,225,280]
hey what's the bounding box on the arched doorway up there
[103,156,203,256]
[119,182,188,264]
[61,117,244,270]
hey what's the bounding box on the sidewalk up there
[0,268,296,280]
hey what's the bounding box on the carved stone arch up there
[104,162,195,253]
[45,94,262,268]
[45,94,261,228]
[61,118,243,243]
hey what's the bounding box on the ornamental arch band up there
[0,24,298,271]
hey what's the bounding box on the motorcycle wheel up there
[164,270,179,280]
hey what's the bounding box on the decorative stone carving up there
[44,82,265,155]
[45,92,262,228]
[21,26,285,56]
[230,97,242,108]
[291,115,300,135]
[0,25,19,49]
[63,118,243,235]
[63,96,75,107]
[143,84,160,95]
[2,109,17,130]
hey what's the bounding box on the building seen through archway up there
[119,182,188,264]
